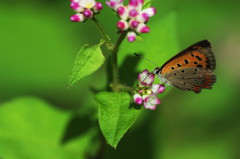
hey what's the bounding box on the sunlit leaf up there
[95,92,141,148]
[69,40,105,86]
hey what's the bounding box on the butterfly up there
[153,40,216,93]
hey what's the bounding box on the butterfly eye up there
[154,69,160,74]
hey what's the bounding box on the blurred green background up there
[0,0,240,159]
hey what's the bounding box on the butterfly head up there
[153,67,170,85]
[153,67,161,75]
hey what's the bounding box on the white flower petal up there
[79,0,96,9]
[151,84,165,94]
[144,98,156,110]
[138,69,154,86]
[143,94,160,110]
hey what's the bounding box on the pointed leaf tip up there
[68,40,105,87]
[95,92,141,148]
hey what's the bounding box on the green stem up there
[119,85,135,92]
[92,17,114,50]
[92,18,129,91]
[111,31,127,92]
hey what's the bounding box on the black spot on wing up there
[184,59,189,64]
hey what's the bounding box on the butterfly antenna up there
[134,53,159,67]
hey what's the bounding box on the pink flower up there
[106,0,157,42]
[70,0,103,22]
[144,94,160,110]
[138,69,154,86]
[133,69,165,110]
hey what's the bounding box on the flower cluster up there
[106,0,156,42]
[70,0,103,22]
[133,69,165,110]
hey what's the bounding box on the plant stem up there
[92,18,129,91]
[111,31,127,92]
[92,17,114,50]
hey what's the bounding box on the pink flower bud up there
[127,31,137,42]
[83,10,93,18]
[139,7,156,22]
[129,20,139,28]
[128,0,138,7]
[141,26,150,33]
[70,1,84,12]
[129,9,139,17]
[146,7,157,16]
[117,6,128,20]
[133,93,143,105]
[93,2,103,12]
[70,2,79,10]
[106,0,124,10]
[158,85,165,93]
[70,13,85,22]
[141,13,150,22]
[106,1,116,8]
[117,20,129,30]
[117,6,126,16]
[137,24,150,33]
[128,0,143,10]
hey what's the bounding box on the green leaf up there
[69,40,105,86]
[143,0,155,9]
[0,97,97,159]
[95,92,141,148]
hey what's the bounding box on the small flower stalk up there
[134,69,165,110]
[106,0,157,42]
[70,0,103,22]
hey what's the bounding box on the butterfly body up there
[154,40,216,93]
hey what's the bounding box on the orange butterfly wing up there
[160,40,215,74]
[158,40,216,93]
